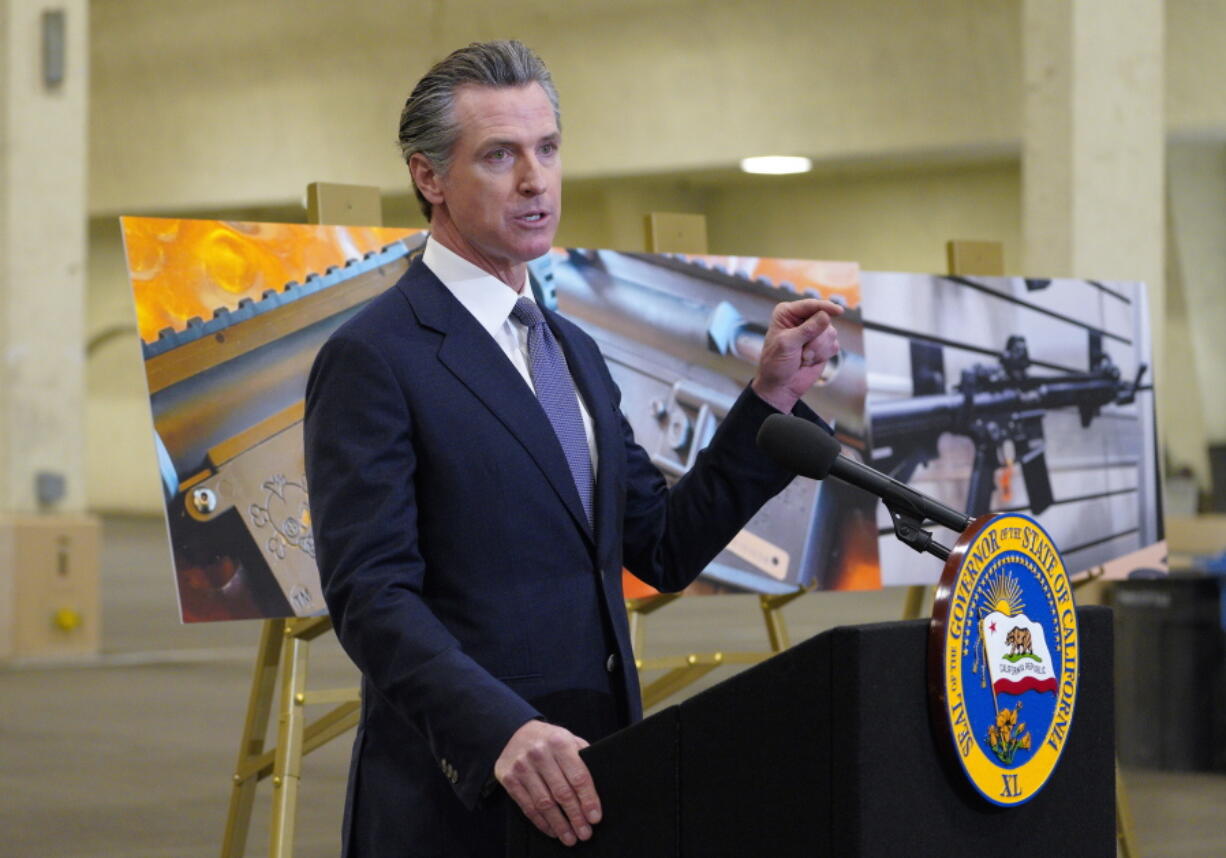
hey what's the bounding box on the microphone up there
[756,413,972,559]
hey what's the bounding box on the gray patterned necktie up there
[510,297,595,527]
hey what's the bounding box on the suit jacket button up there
[606,653,617,673]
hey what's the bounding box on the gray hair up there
[398,40,561,220]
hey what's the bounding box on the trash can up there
[1113,575,1226,770]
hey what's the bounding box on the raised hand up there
[751,298,843,413]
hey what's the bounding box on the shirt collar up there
[422,235,534,338]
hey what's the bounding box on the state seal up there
[929,513,1079,806]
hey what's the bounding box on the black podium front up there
[507,606,1114,857]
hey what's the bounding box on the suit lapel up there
[398,261,594,543]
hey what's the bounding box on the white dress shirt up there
[422,237,598,468]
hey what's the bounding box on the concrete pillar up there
[1023,0,1164,289]
[1021,0,1174,480]
[0,0,98,659]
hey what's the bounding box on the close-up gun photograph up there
[861,273,1159,586]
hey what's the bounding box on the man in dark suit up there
[304,40,842,856]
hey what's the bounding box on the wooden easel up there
[220,183,378,858]
[220,616,360,857]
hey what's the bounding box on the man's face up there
[417,83,561,286]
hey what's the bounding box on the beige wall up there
[89,0,1226,217]
[90,0,1023,214]
[85,0,1226,511]
[705,162,1021,272]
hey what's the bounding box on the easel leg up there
[269,620,312,858]
[901,585,927,620]
[221,619,284,858]
[628,604,643,659]
[760,590,806,652]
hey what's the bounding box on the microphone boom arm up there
[828,456,971,562]
[755,412,972,563]
[884,499,950,561]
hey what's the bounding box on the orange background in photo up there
[679,254,861,309]
[122,217,419,343]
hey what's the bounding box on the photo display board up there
[859,273,1159,586]
[122,218,1160,621]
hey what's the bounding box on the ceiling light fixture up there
[739,155,813,175]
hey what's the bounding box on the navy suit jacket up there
[304,257,810,856]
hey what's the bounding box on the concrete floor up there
[1,515,1223,857]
